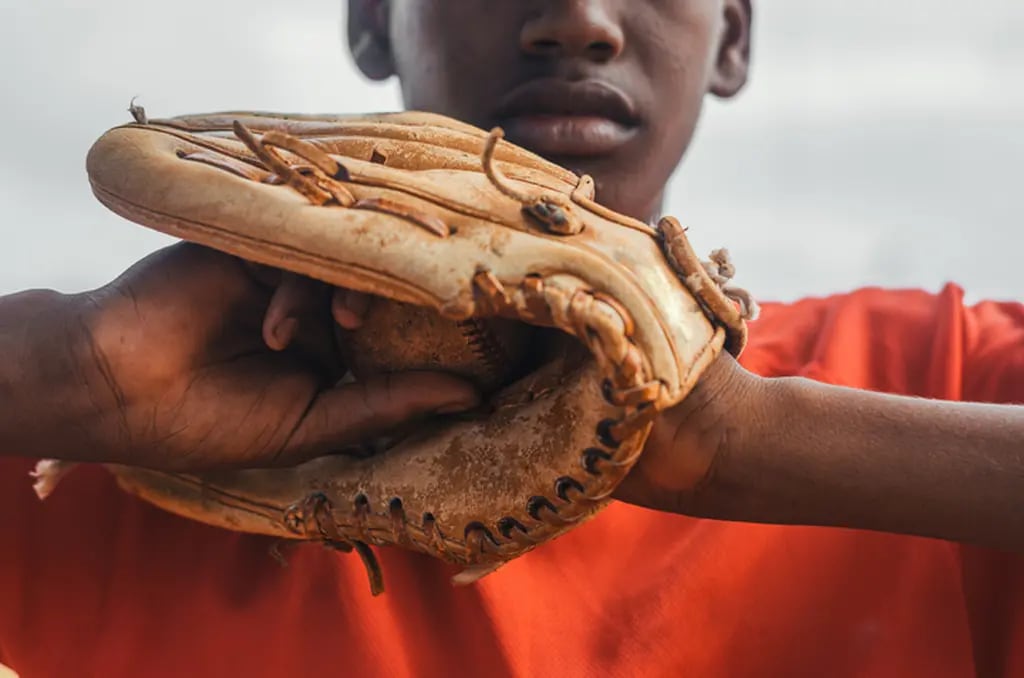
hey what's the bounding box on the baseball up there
[339,298,537,394]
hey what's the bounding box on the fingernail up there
[272,317,299,349]
[332,290,363,330]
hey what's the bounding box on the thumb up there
[278,371,480,465]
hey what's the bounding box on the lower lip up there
[498,115,637,157]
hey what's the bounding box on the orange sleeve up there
[962,297,1024,404]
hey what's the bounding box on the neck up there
[595,178,665,226]
[640,191,665,226]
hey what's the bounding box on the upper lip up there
[493,78,640,127]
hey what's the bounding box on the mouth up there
[493,79,641,158]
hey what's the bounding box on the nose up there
[520,1,625,62]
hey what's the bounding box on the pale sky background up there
[0,1,1021,304]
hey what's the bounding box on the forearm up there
[713,377,1024,551]
[0,290,101,460]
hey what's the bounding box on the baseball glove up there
[34,106,757,595]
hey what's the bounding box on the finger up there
[263,272,330,351]
[331,287,372,330]
[279,371,480,464]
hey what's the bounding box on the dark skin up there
[350,0,751,219]
[2,0,1023,553]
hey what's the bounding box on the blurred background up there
[0,0,1021,304]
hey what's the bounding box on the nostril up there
[531,38,561,55]
[587,42,616,61]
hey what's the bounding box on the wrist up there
[701,374,863,526]
[700,373,793,511]
[676,359,776,515]
[623,353,773,515]
[0,289,115,461]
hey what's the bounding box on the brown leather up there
[75,108,753,594]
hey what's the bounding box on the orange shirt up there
[2,284,1023,678]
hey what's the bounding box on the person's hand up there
[46,242,479,470]
[613,352,768,516]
